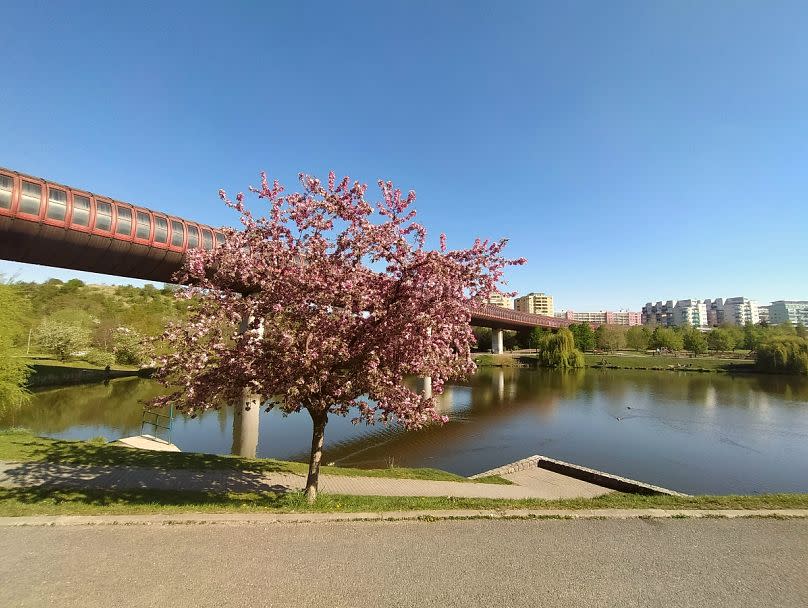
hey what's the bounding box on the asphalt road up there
[1,518,806,607]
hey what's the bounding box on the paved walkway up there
[0,461,610,500]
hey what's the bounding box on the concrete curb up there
[472,455,688,496]
[1,509,807,527]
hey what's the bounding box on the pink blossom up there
[151,170,524,500]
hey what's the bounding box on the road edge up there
[2,508,808,527]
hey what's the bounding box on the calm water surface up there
[3,368,808,495]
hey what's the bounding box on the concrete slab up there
[502,467,612,499]
[114,435,181,452]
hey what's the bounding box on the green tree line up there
[0,278,191,409]
[473,320,808,375]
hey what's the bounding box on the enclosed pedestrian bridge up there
[0,166,571,341]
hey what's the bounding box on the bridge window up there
[187,225,200,249]
[19,181,42,215]
[171,220,185,247]
[154,217,168,244]
[136,211,151,240]
[115,206,132,236]
[95,201,113,231]
[71,195,90,226]
[202,229,213,250]
[46,188,68,221]
[0,175,12,209]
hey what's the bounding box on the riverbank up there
[19,355,150,388]
[1,431,807,517]
[474,351,758,373]
[581,352,756,373]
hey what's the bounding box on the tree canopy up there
[153,171,524,501]
[536,328,584,369]
[0,284,31,410]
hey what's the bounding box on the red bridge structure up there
[0,167,573,352]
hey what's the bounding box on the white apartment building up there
[722,297,760,326]
[672,299,708,328]
[768,301,808,326]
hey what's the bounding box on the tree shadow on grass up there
[5,434,300,474]
[0,486,298,512]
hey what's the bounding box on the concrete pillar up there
[492,327,504,354]
[232,312,264,458]
[231,393,261,458]
[422,375,432,399]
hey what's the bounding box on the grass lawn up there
[581,353,756,373]
[1,431,806,517]
[473,354,522,367]
[0,487,806,517]
[0,430,509,484]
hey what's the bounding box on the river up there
[2,367,807,495]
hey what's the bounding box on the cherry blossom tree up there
[152,171,524,501]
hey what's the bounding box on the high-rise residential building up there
[642,300,675,327]
[722,297,760,326]
[555,310,642,326]
[704,298,725,327]
[486,293,513,309]
[758,305,771,325]
[672,299,708,327]
[768,301,808,326]
[515,292,554,316]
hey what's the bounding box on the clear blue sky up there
[2,1,807,310]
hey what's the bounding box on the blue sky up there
[1,1,807,310]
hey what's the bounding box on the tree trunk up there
[304,410,328,503]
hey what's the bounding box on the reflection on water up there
[2,369,808,494]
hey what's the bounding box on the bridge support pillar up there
[422,375,432,399]
[232,314,264,458]
[492,328,504,354]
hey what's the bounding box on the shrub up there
[756,336,808,375]
[113,328,146,365]
[34,318,90,361]
[84,349,116,368]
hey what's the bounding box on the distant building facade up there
[704,298,725,327]
[672,299,708,328]
[722,297,760,326]
[758,305,771,325]
[642,300,675,327]
[486,293,513,309]
[515,292,554,316]
[556,310,641,326]
[642,299,707,327]
[768,301,808,326]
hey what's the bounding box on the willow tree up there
[152,171,524,501]
[537,327,584,369]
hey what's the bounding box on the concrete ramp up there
[114,435,181,452]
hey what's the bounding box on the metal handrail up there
[140,404,175,445]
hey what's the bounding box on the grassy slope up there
[0,430,508,484]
